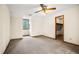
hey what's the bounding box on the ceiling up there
[8,4,40,11]
[7,4,77,16]
[7,4,40,16]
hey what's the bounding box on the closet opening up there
[55,15,64,41]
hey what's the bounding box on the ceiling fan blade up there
[40,4,44,10]
[47,8,56,10]
[40,4,47,10]
[34,10,42,13]
[40,4,44,7]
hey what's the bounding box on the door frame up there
[55,15,64,39]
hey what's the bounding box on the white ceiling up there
[7,4,40,16]
[7,4,78,16]
[8,4,39,11]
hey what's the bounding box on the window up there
[23,19,29,30]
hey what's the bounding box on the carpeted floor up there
[4,36,79,54]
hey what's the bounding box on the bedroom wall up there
[43,5,79,45]
[10,15,23,39]
[10,9,31,39]
[29,14,44,36]
[10,9,44,39]
[43,15,55,38]
[0,5,10,53]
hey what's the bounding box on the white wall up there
[43,5,79,45]
[62,6,79,45]
[0,5,10,53]
[30,14,44,36]
[10,9,31,39]
[43,15,55,38]
[23,30,29,35]
[10,7,45,39]
[10,15,23,39]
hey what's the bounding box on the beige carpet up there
[4,36,79,54]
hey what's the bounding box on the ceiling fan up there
[34,4,56,13]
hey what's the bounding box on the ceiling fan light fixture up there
[34,4,56,14]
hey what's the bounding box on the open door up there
[55,15,64,41]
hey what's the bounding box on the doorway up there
[55,15,64,41]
